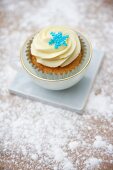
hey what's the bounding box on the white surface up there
[9,49,104,112]
[1,1,113,169]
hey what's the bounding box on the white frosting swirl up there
[31,26,81,67]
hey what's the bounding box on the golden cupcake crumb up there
[30,51,83,74]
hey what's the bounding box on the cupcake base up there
[30,51,83,74]
[25,31,90,80]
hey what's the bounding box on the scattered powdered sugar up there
[87,93,113,119]
[93,136,107,148]
[1,104,80,169]
[61,159,75,170]
[85,157,102,170]
[52,147,68,162]
[93,136,113,155]
[31,154,38,161]
[17,0,82,29]
[107,144,113,154]
[0,0,113,169]
[68,141,79,151]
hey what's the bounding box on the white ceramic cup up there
[31,68,88,90]
[20,30,92,90]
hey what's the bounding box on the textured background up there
[0,0,113,169]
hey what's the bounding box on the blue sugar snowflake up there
[48,32,69,49]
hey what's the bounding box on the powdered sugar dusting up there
[93,136,113,154]
[93,136,107,148]
[85,157,102,169]
[68,141,79,151]
[0,0,113,169]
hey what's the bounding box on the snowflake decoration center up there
[48,32,69,49]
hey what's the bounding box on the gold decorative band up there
[20,30,92,82]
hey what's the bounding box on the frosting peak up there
[31,26,81,67]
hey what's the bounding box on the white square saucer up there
[9,49,104,113]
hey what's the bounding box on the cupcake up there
[30,26,82,74]
[20,26,92,90]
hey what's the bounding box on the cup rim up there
[20,29,92,82]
